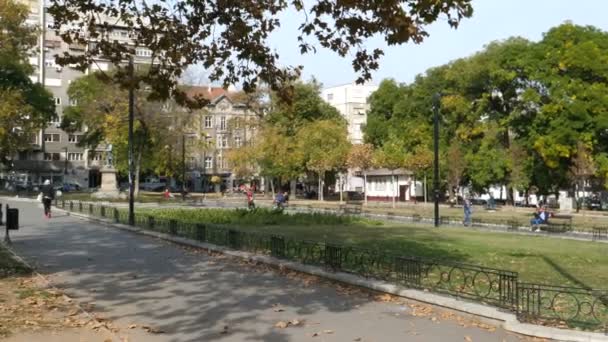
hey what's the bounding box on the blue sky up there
[269,0,608,88]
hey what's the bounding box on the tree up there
[446,140,465,204]
[569,141,596,212]
[48,0,473,107]
[373,136,406,208]
[62,73,190,196]
[347,144,375,205]
[297,120,351,201]
[0,0,55,164]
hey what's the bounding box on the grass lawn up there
[140,207,608,289]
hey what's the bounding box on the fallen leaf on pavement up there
[465,336,472,342]
[275,321,289,329]
[142,325,165,334]
[323,329,334,334]
[128,324,137,329]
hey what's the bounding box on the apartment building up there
[321,82,378,192]
[181,86,256,192]
[10,1,152,188]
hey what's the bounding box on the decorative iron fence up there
[517,283,608,332]
[58,200,608,333]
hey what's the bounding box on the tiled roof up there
[183,86,230,102]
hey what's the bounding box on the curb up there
[58,208,607,342]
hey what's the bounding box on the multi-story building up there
[321,82,378,192]
[182,86,257,192]
[321,82,378,145]
[10,1,152,188]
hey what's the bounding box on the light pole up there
[63,147,68,175]
[182,134,186,199]
[432,93,441,227]
[127,57,135,226]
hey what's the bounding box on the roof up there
[183,86,230,101]
[365,168,411,176]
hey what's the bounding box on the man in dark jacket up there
[40,179,55,218]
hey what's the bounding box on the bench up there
[534,214,573,233]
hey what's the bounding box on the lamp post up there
[127,57,135,226]
[182,134,186,200]
[432,93,441,227]
[63,147,68,175]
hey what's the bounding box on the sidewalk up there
[5,199,531,342]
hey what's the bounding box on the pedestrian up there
[40,179,55,218]
[531,205,549,231]
[246,187,255,210]
[274,191,286,211]
[463,198,472,226]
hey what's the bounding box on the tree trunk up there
[413,174,417,204]
[318,172,323,201]
[424,173,427,203]
[575,182,579,213]
[134,148,142,198]
[391,172,395,209]
[339,173,343,204]
[363,172,368,206]
[290,179,297,200]
[270,177,275,197]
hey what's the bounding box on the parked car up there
[54,182,82,192]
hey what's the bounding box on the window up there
[44,133,60,142]
[69,98,78,106]
[67,153,83,161]
[44,153,60,161]
[68,134,81,143]
[204,156,212,169]
[216,155,223,169]
[204,116,212,128]
[54,97,61,105]
[327,93,333,101]
[217,135,228,149]
[136,48,152,57]
[219,116,227,130]
[234,136,242,148]
[92,153,103,161]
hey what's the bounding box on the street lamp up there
[432,93,441,227]
[63,147,68,175]
[127,57,135,226]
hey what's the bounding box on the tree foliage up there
[0,0,55,163]
[48,0,472,106]
[365,23,608,200]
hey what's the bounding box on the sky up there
[268,0,608,88]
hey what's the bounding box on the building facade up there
[321,82,378,193]
[182,87,256,192]
[8,1,152,189]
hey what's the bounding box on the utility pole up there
[433,93,441,227]
[127,58,135,226]
[39,0,46,184]
[182,134,186,199]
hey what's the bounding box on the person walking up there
[246,187,255,210]
[40,179,55,218]
[463,198,472,227]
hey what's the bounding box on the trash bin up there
[6,208,18,230]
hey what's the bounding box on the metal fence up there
[58,200,607,333]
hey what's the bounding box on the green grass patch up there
[139,207,608,289]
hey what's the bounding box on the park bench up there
[339,202,362,215]
[535,214,573,233]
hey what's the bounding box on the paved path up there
[4,199,528,342]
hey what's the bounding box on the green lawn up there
[140,207,608,289]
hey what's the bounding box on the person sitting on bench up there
[531,206,549,230]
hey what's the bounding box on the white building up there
[322,82,378,193]
[321,82,378,144]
